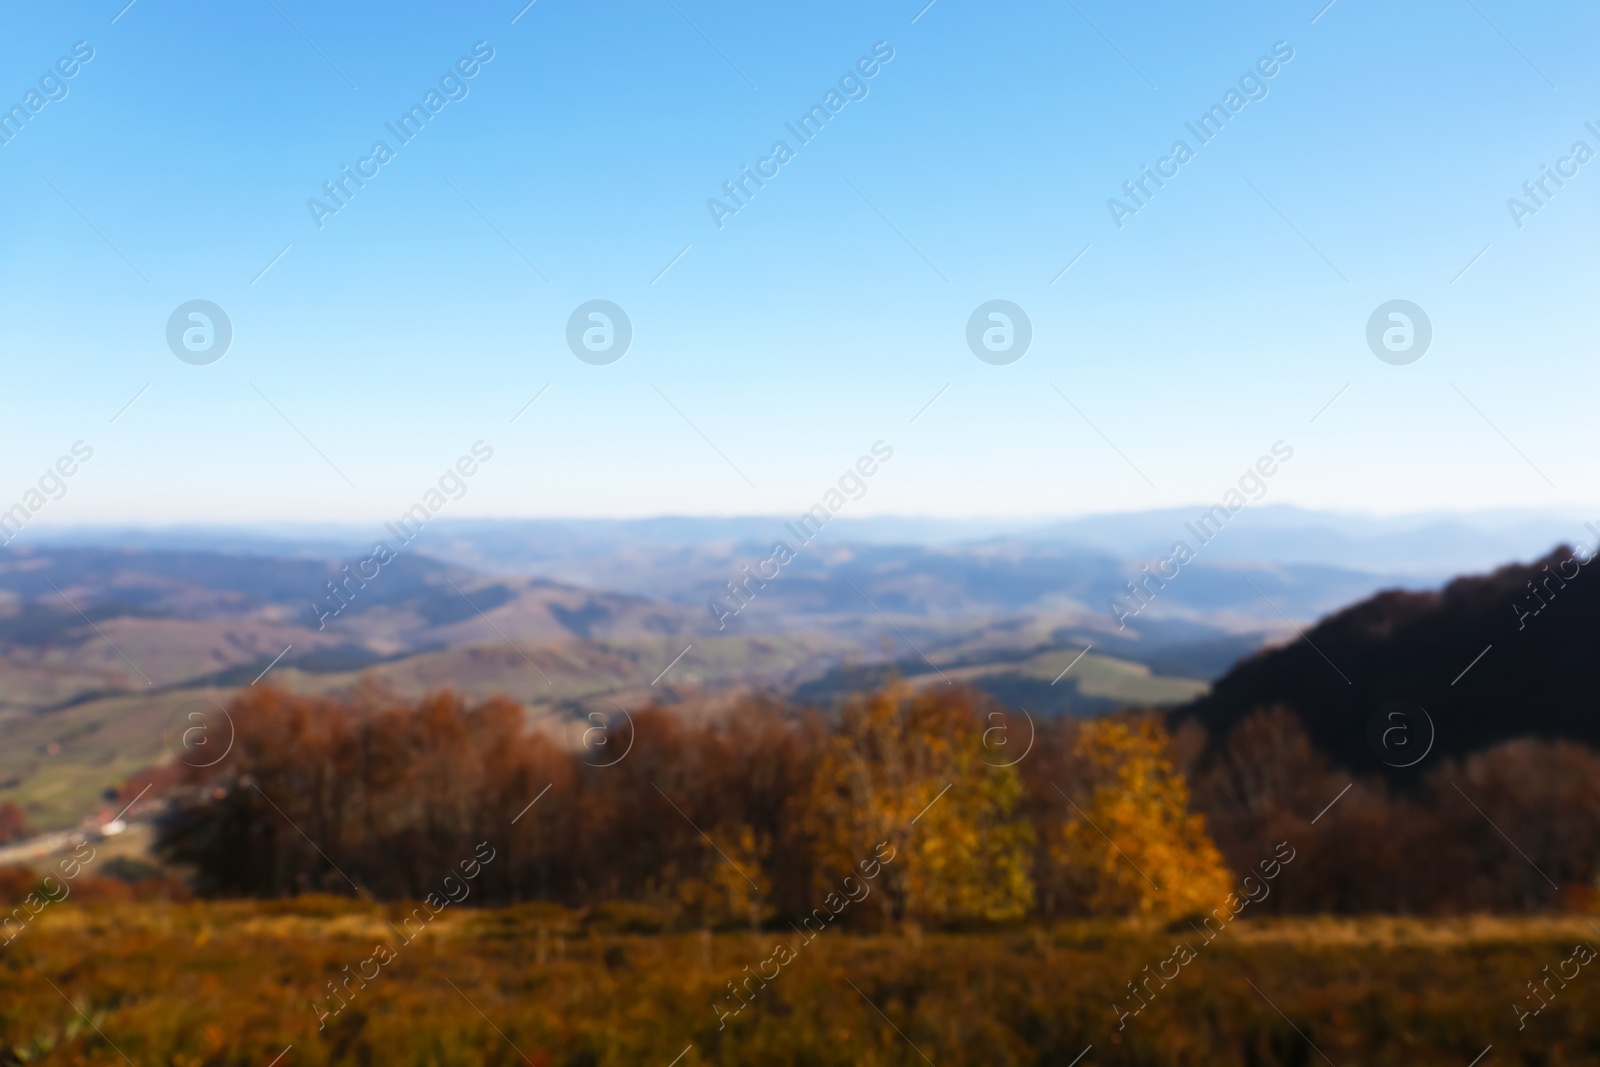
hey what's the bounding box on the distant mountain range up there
[31,505,1590,577]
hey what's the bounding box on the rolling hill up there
[0,542,1223,831]
[1174,545,1600,775]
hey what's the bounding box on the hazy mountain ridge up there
[25,503,1586,574]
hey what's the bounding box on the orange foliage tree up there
[1051,717,1233,920]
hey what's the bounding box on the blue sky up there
[2,0,1596,527]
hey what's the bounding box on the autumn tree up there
[802,684,1034,926]
[1052,716,1232,921]
[0,802,29,845]
[675,824,773,930]
[1424,738,1600,912]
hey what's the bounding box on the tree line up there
[153,684,1600,920]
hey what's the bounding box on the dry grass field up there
[4,898,1598,1066]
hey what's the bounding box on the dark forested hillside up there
[1174,546,1600,774]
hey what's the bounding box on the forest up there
[142,683,1600,920]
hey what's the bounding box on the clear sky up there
[2,0,1596,527]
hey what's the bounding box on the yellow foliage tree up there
[676,824,772,931]
[802,684,1034,925]
[1053,717,1233,921]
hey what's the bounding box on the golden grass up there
[5,900,1600,1066]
